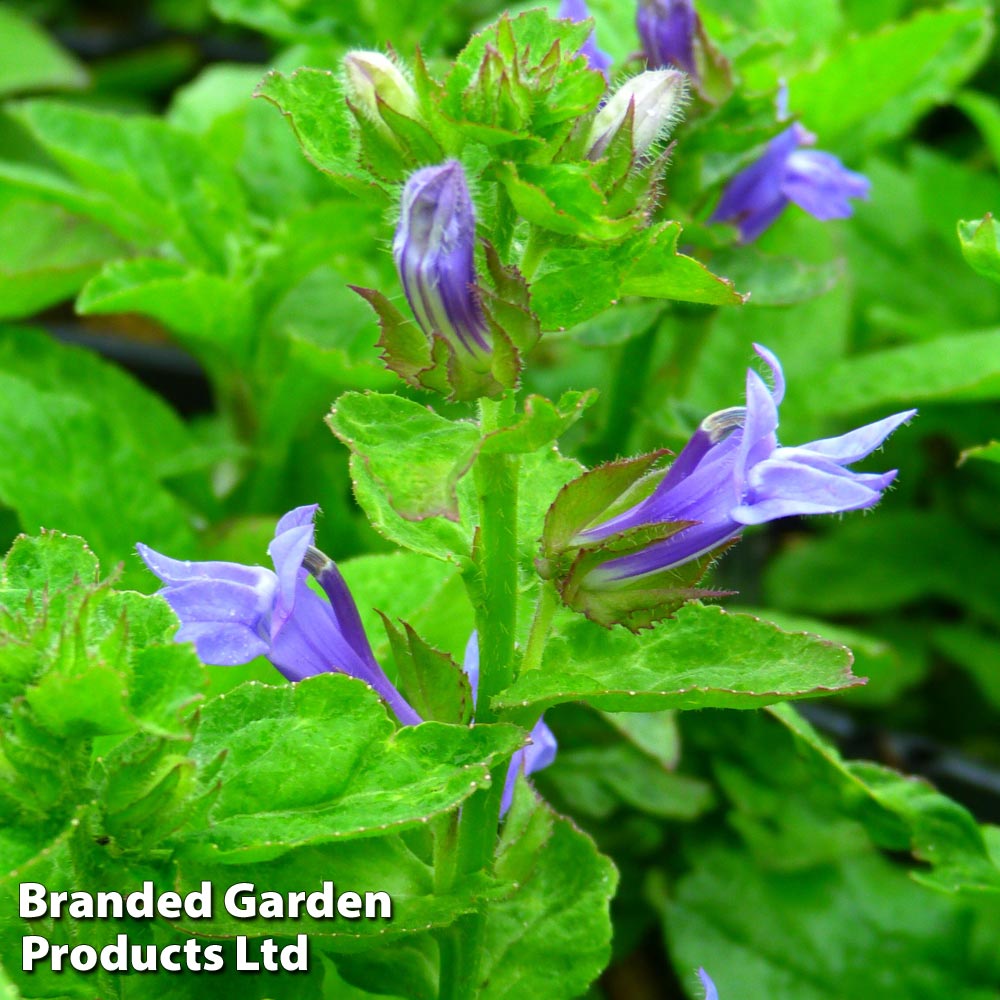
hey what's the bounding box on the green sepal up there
[538,452,735,630]
[354,242,542,401]
[540,451,668,563]
[559,541,737,632]
[378,613,474,724]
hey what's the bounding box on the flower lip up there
[576,346,915,586]
[137,506,421,726]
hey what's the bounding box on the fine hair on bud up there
[342,50,420,127]
[585,68,689,161]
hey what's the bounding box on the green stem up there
[439,395,521,999]
[520,581,558,675]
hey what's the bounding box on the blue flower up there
[137,506,420,726]
[393,160,491,369]
[637,0,699,79]
[463,633,557,816]
[711,123,870,242]
[558,0,613,79]
[698,968,719,1000]
[577,345,915,585]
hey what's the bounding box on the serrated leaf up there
[180,675,525,861]
[618,222,747,306]
[329,392,481,522]
[493,604,861,716]
[475,786,616,999]
[380,615,473,724]
[497,162,639,242]
[255,68,381,196]
[480,391,597,455]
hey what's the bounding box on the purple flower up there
[463,633,557,816]
[698,968,719,1000]
[137,505,420,726]
[393,160,491,368]
[637,0,699,79]
[577,345,915,585]
[711,123,870,242]
[558,0,613,79]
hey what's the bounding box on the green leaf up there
[732,606,911,706]
[959,439,1000,466]
[0,531,99,601]
[956,89,1000,172]
[174,837,494,945]
[771,704,1000,893]
[0,325,206,483]
[7,100,250,269]
[496,162,639,242]
[179,675,525,861]
[789,5,993,155]
[665,841,999,1000]
[0,373,195,579]
[480,392,597,455]
[544,743,713,821]
[0,199,123,319]
[618,222,748,306]
[254,68,379,195]
[328,392,481,522]
[0,6,88,96]
[809,329,1000,413]
[77,258,254,364]
[958,214,1000,285]
[764,510,1000,626]
[475,786,617,1000]
[493,603,860,716]
[380,615,474,724]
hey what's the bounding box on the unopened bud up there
[393,160,491,368]
[343,51,420,132]
[585,69,687,160]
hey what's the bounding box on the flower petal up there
[793,409,917,464]
[783,149,870,220]
[698,968,719,1000]
[734,457,894,523]
[268,510,316,612]
[174,621,270,666]
[752,342,785,404]
[136,542,269,589]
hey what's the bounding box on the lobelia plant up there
[6,5,1000,1000]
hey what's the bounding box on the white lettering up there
[21,936,48,971]
[18,884,47,919]
[225,883,257,919]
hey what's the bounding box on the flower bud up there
[343,50,420,137]
[637,0,698,78]
[393,160,491,368]
[585,69,687,160]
